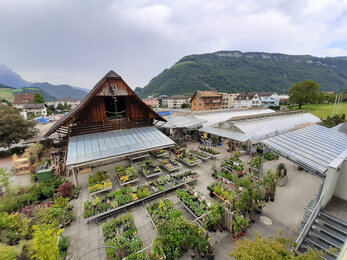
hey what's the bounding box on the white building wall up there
[334,159,347,201]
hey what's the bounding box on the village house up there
[190,91,223,111]
[13,93,47,119]
[159,95,191,108]
[258,92,279,107]
[233,92,261,108]
[219,92,239,109]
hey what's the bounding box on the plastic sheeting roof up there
[66,126,175,167]
[159,116,207,129]
[233,113,321,143]
[261,124,347,174]
[194,109,275,127]
[198,126,250,142]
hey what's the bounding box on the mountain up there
[0,64,31,88]
[29,82,87,100]
[0,65,88,99]
[136,51,347,97]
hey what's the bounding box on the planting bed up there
[146,198,214,259]
[102,213,143,259]
[178,154,202,167]
[189,150,211,160]
[150,149,168,158]
[115,166,140,186]
[176,185,212,222]
[207,182,240,206]
[83,171,199,222]
[138,160,163,178]
[198,146,220,156]
[88,171,112,195]
[158,158,183,172]
[219,167,258,183]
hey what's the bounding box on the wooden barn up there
[45,71,175,186]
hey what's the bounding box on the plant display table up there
[115,166,139,186]
[207,182,240,207]
[189,150,211,161]
[83,171,199,222]
[150,149,168,158]
[88,171,112,195]
[138,160,162,178]
[158,158,183,172]
[102,213,143,259]
[198,146,220,156]
[177,154,202,167]
[176,185,212,223]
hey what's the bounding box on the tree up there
[181,103,190,109]
[0,106,37,149]
[57,103,64,111]
[289,80,321,109]
[34,93,45,104]
[231,233,326,259]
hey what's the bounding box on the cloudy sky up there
[0,0,347,89]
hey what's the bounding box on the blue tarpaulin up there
[157,110,173,116]
[34,117,50,123]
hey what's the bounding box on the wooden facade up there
[45,71,166,137]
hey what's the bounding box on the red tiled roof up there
[13,93,35,104]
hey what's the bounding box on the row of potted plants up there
[102,213,143,259]
[176,187,211,217]
[151,149,168,157]
[198,146,220,155]
[207,182,240,206]
[83,171,199,219]
[88,170,112,194]
[138,160,163,178]
[176,186,226,233]
[189,149,211,160]
[146,198,214,259]
[177,149,202,167]
[158,158,183,172]
[115,165,139,186]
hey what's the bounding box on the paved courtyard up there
[0,141,323,259]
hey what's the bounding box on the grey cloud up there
[0,0,346,89]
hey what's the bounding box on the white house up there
[258,92,279,107]
[233,93,261,108]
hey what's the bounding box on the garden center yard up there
[0,141,323,259]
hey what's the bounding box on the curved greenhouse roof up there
[193,109,275,127]
[232,113,321,143]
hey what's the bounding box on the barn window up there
[104,97,126,119]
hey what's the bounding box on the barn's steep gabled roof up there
[44,70,166,137]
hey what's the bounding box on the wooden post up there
[169,148,172,159]
[72,167,79,188]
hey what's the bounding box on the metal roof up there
[233,113,321,143]
[193,109,275,127]
[198,126,250,142]
[66,126,175,167]
[261,124,347,174]
[159,116,207,129]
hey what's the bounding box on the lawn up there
[291,103,347,119]
[0,88,14,101]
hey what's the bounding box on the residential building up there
[142,98,158,107]
[278,94,290,105]
[21,103,47,119]
[167,95,190,108]
[158,95,190,108]
[219,92,239,109]
[233,92,261,108]
[258,92,279,107]
[190,91,223,111]
[13,93,35,109]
